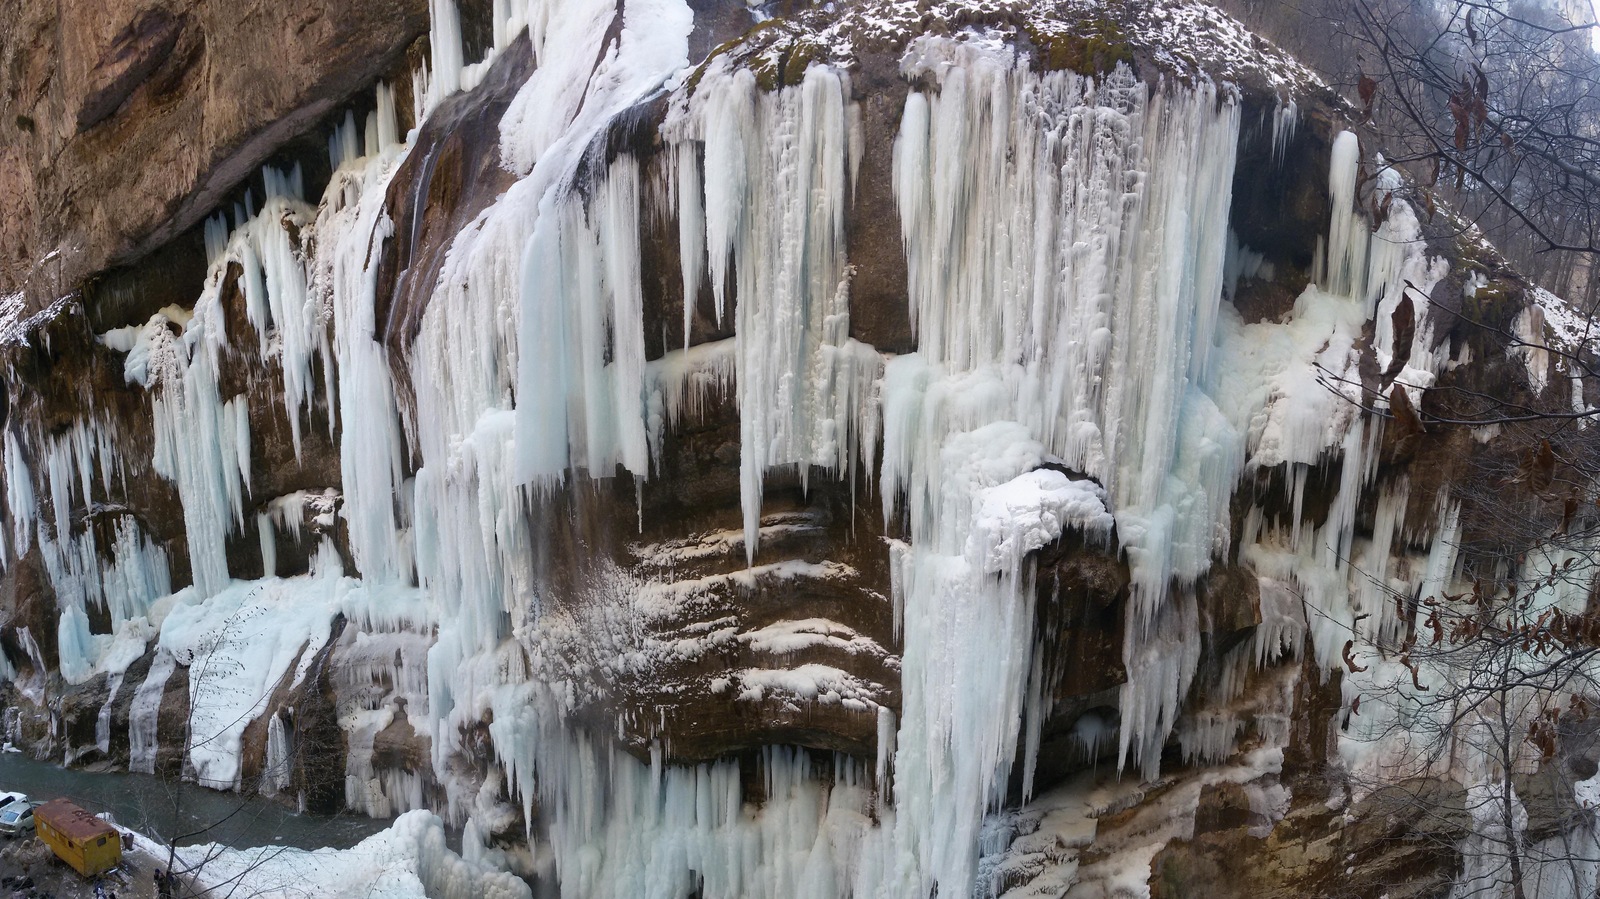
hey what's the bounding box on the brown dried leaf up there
[1529,439,1556,494]
[1382,290,1416,387]
[1390,383,1424,437]
[1529,718,1558,761]
[1402,655,1429,691]
[1342,639,1368,673]
[1560,491,1579,535]
[1473,67,1489,130]
[1359,74,1378,118]
[1450,82,1471,150]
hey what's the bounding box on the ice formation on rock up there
[178,809,533,899]
[8,0,1600,895]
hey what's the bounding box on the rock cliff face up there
[1,1,1597,896]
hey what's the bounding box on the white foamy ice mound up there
[176,809,531,899]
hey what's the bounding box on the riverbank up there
[0,752,389,851]
[0,830,169,899]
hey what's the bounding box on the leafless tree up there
[1347,0,1600,290]
[1331,449,1600,899]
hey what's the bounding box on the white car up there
[0,792,24,812]
[0,802,34,836]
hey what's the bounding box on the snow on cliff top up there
[712,0,1326,95]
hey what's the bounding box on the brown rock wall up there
[0,0,429,311]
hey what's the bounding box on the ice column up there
[891,36,1243,786]
[422,0,691,781]
[516,155,651,485]
[314,136,414,584]
[675,61,876,563]
[234,168,328,459]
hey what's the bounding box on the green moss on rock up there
[1025,20,1134,75]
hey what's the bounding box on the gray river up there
[0,751,394,850]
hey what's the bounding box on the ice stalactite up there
[316,115,413,585]
[424,0,599,126]
[642,338,737,463]
[104,136,412,778]
[27,0,1555,887]
[503,0,692,480]
[666,61,878,562]
[147,306,248,602]
[275,94,438,809]
[1351,477,1411,647]
[890,33,1243,792]
[103,196,298,599]
[261,712,291,797]
[1204,127,1530,853]
[337,583,436,817]
[38,418,120,546]
[97,519,171,628]
[1319,131,1369,302]
[416,0,693,819]
[1270,97,1297,167]
[232,168,335,459]
[1512,304,1552,396]
[1223,229,1273,304]
[328,85,401,176]
[878,414,1115,894]
[498,0,635,177]
[668,141,705,351]
[401,6,889,887]
[516,154,652,486]
[22,417,170,683]
[92,669,127,760]
[1210,124,1454,702]
[3,429,35,561]
[55,604,95,686]
[393,1,694,665]
[41,517,170,683]
[485,688,885,899]
[493,0,534,52]
[258,515,278,578]
[470,26,1244,894]
[425,0,467,108]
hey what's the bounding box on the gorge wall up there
[2,1,1598,897]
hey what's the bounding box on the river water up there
[0,750,393,850]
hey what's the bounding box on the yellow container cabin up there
[34,799,121,877]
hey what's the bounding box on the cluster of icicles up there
[10,0,1594,896]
